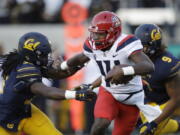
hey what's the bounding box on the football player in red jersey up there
[135,24,180,135]
[59,11,156,135]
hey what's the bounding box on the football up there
[121,75,134,84]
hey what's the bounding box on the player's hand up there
[52,56,63,69]
[73,84,93,91]
[75,89,96,101]
[58,59,84,76]
[105,65,123,84]
[139,121,157,135]
[105,65,133,85]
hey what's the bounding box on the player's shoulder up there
[115,34,140,52]
[17,61,38,71]
[83,38,93,53]
[154,51,179,79]
[16,61,41,78]
[157,51,179,69]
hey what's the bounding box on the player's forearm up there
[154,99,178,124]
[31,82,66,100]
[91,76,102,89]
[154,73,180,123]
[46,67,79,79]
[42,88,66,100]
[116,61,154,77]
[31,82,96,101]
[66,53,90,68]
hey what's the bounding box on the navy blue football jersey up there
[0,61,42,131]
[143,51,180,104]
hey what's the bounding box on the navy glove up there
[75,89,96,101]
[139,121,157,135]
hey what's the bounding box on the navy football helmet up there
[18,32,52,67]
[134,24,162,57]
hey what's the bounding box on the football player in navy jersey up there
[0,32,95,135]
[59,11,155,135]
[135,24,180,135]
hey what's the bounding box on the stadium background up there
[0,0,179,135]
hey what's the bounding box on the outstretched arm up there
[31,82,66,100]
[30,82,96,101]
[44,53,90,79]
[61,53,90,70]
[44,67,82,79]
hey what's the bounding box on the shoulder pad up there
[116,35,138,52]
[16,62,41,79]
[83,38,93,53]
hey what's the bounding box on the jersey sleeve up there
[164,58,180,80]
[154,54,180,81]
[16,63,42,83]
[116,35,143,57]
[83,39,94,59]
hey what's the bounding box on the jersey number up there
[162,56,172,63]
[96,60,120,87]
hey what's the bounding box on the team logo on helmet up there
[112,16,121,27]
[23,39,40,51]
[151,29,161,41]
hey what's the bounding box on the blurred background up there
[0,0,179,135]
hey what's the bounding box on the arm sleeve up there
[16,64,42,84]
[155,56,180,81]
[165,60,180,80]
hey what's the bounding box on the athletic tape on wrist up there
[122,66,135,75]
[65,90,76,99]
